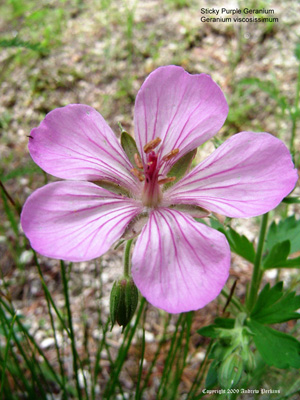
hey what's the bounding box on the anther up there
[143,137,161,154]
[134,153,143,169]
[158,176,176,185]
[162,148,179,162]
[131,168,145,182]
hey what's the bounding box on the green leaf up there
[269,257,300,268]
[120,131,140,168]
[251,282,300,324]
[282,196,300,204]
[214,318,235,329]
[164,149,197,190]
[262,240,290,269]
[247,320,300,369]
[210,220,255,263]
[266,216,300,255]
[197,325,219,339]
[198,318,235,338]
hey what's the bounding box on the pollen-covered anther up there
[158,176,176,185]
[162,148,179,162]
[131,168,145,182]
[134,153,143,169]
[143,137,161,154]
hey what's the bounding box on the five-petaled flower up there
[21,66,298,313]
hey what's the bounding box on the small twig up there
[0,180,18,211]
[222,279,238,314]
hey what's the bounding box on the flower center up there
[142,150,162,207]
[131,138,178,208]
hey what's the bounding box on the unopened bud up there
[218,352,243,389]
[110,277,138,332]
[244,351,256,372]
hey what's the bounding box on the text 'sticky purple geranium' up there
[21,66,298,313]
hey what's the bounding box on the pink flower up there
[21,66,298,313]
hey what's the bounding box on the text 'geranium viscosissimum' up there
[21,65,298,313]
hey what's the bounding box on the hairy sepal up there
[164,148,197,190]
[93,180,131,197]
[121,131,141,168]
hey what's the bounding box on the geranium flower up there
[21,66,297,313]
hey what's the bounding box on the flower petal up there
[29,105,140,194]
[166,132,298,218]
[21,181,143,261]
[134,65,228,173]
[131,208,230,313]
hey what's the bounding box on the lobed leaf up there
[269,257,300,268]
[265,216,300,255]
[262,240,290,269]
[282,196,300,204]
[210,219,255,263]
[250,282,300,324]
[247,320,300,369]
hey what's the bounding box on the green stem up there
[33,253,67,397]
[60,261,82,400]
[157,314,184,400]
[105,297,146,399]
[0,305,48,396]
[0,296,62,387]
[0,314,16,400]
[34,252,70,336]
[123,239,133,276]
[139,313,172,398]
[186,340,214,400]
[247,213,269,312]
[135,302,147,400]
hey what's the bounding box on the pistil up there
[142,150,162,207]
[130,137,180,207]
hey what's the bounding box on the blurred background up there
[0,0,299,398]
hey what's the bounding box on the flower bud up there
[244,351,256,372]
[218,352,243,389]
[110,277,138,331]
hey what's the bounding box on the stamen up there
[134,153,143,169]
[131,168,145,182]
[158,176,176,185]
[143,137,161,153]
[162,148,179,162]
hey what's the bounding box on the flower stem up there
[124,239,133,277]
[60,261,83,400]
[246,212,269,312]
